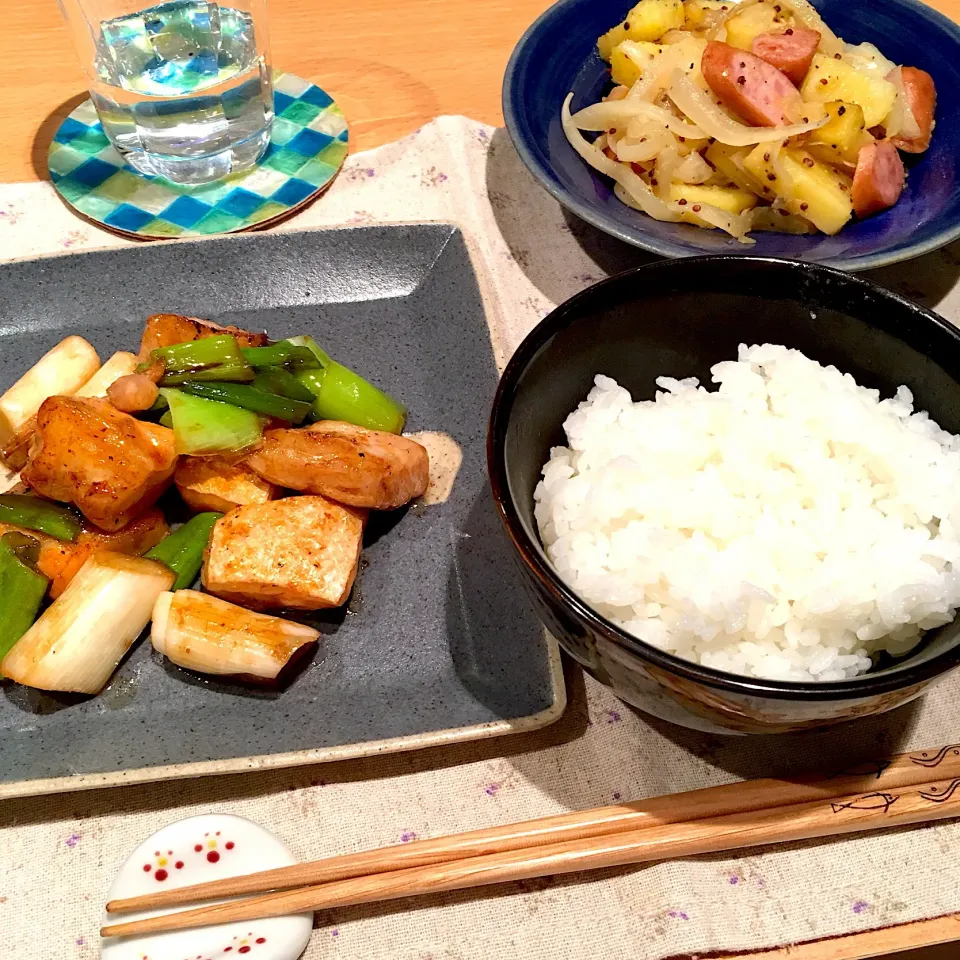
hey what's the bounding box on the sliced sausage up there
[889,66,936,153]
[752,28,821,86]
[852,140,905,218]
[701,41,805,127]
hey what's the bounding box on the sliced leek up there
[1,551,174,693]
[74,351,140,399]
[0,460,19,494]
[0,336,100,448]
[152,589,319,680]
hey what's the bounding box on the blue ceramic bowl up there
[503,0,960,271]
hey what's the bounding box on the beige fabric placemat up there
[1,117,960,960]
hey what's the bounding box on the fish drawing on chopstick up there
[830,792,900,814]
[910,744,960,768]
[919,779,960,804]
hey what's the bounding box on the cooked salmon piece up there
[139,313,268,358]
[37,506,169,598]
[202,496,365,610]
[21,396,178,531]
[175,455,277,514]
[245,421,430,510]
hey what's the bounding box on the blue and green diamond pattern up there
[47,72,348,239]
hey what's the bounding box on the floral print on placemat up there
[1,116,960,960]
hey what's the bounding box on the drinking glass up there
[56,0,274,184]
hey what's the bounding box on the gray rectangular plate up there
[0,224,564,798]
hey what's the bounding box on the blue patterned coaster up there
[47,72,348,240]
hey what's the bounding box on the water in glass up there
[61,0,274,183]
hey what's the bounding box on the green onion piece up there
[159,411,174,428]
[253,367,317,404]
[289,336,407,434]
[287,335,332,366]
[0,495,82,542]
[296,367,326,399]
[0,532,49,663]
[160,388,264,456]
[242,341,322,370]
[178,381,311,424]
[146,512,222,591]
[154,336,254,385]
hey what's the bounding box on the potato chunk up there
[598,0,684,59]
[801,54,896,128]
[683,0,728,30]
[806,101,870,166]
[723,3,782,51]
[744,144,853,235]
[175,456,277,514]
[669,183,758,215]
[203,496,365,610]
[610,40,663,87]
[705,141,767,197]
[21,397,178,531]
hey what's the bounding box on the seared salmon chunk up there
[21,396,178,531]
[246,421,430,510]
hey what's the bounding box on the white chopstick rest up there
[101,813,312,959]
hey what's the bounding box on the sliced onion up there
[885,66,922,140]
[628,37,705,102]
[561,94,621,178]
[694,202,756,242]
[562,94,682,221]
[609,167,684,221]
[750,206,817,234]
[616,128,674,162]
[844,42,897,78]
[612,182,755,241]
[654,143,681,199]
[706,0,761,42]
[616,39,661,76]
[667,71,827,146]
[572,99,705,138]
[611,181,682,223]
[674,151,713,183]
[770,150,800,215]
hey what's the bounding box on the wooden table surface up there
[2,0,959,956]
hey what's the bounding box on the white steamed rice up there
[534,344,960,682]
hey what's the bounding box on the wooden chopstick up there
[101,773,960,939]
[106,742,960,916]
